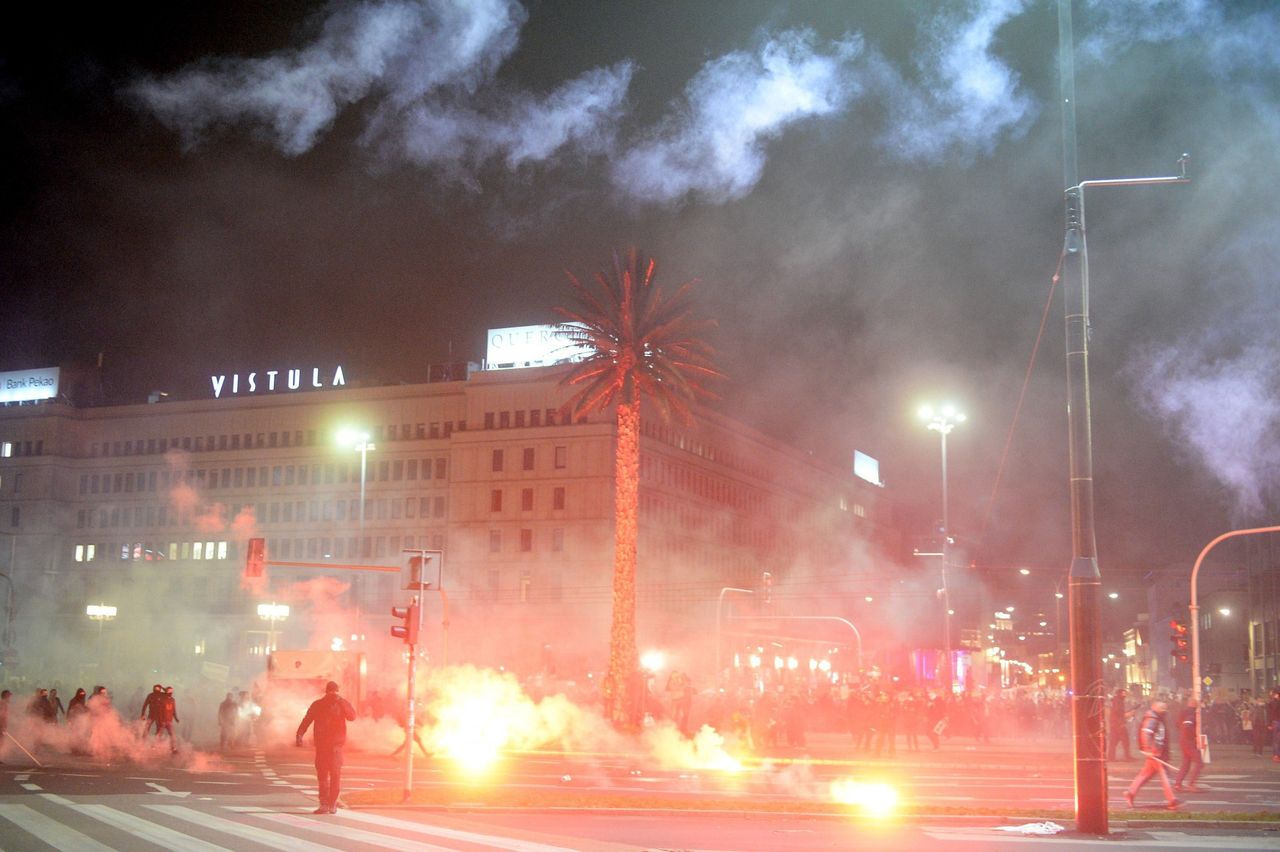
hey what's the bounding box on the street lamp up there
[86,604,117,661]
[257,602,290,653]
[337,429,376,557]
[920,402,965,694]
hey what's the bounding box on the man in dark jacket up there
[296,681,356,814]
[139,684,164,735]
[1124,698,1181,810]
[1108,688,1132,760]
[1174,697,1204,792]
[155,686,180,754]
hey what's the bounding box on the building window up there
[521,488,533,511]
[523,447,535,471]
[484,412,495,430]
[491,489,503,512]
[9,507,17,528]
[553,487,566,510]
[489,530,501,553]
[554,446,567,469]
[435,459,447,479]
[492,449,504,472]
[552,528,564,552]
[530,410,541,427]
[515,410,526,428]
[433,496,445,518]
[520,529,533,552]
[499,411,511,428]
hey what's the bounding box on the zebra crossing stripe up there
[0,803,115,852]
[335,810,579,852]
[250,811,455,851]
[39,795,231,852]
[145,805,337,851]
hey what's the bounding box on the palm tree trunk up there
[604,398,641,728]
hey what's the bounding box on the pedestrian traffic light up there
[391,602,419,645]
[1170,618,1190,663]
[245,538,265,578]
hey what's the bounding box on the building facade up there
[0,361,895,688]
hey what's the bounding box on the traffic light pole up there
[1189,525,1280,761]
[403,594,421,802]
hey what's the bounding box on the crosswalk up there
[0,795,578,851]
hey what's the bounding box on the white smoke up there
[127,0,628,174]
[610,30,864,204]
[878,0,1034,162]
[1130,339,1280,520]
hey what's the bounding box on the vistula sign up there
[210,366,346,398]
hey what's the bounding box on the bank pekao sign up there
[211,366,346,399]
[485,324,590,370]
[0,367,60,404]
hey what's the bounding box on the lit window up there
[86,544,96,562]
[217,541,228,560]
[0,442,10,458]
[75,545,85,562]
[193,541,203,560]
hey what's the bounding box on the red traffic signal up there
[391,602,419,645]
[245,538,266,578]
[1170,618,1190,663]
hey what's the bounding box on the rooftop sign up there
[0,367,60,404]
[485,324,590,370]
[210,366,346,398]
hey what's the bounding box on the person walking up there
[1124,698,1181,810]
[139,684,164,736]
[0,689,10,763]
[48,689,66,723]
[66,688,90,755]
[218,692,238,751]
[1108,688,1132,760]
[1174,697,1204,792]
[296,680,356,814]
[154,686,180,754]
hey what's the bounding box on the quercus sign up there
[210,366,347,398]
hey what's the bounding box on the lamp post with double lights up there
[86,603,117,664]
[919,403,965,693]
[257,602,290,653]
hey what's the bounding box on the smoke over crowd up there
[2,0,1279,736]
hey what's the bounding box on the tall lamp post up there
[920,403,965,694]
[1057,0,1189,834]
[337,429,375,557]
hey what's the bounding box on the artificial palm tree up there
[555,248,722,728]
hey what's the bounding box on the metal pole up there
[403,593,419,802]
[358,443,367,556]
[940,427,952,694]
[715,588,754,686]
[1057,0,1106,833]
[1189,526,1280,759]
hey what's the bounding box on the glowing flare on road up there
[830,778,898,818]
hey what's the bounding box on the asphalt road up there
[0,738,1275,850]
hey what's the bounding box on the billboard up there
[0,367,60,404]
[854,450,882,486]
[485,323,591,369]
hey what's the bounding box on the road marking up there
[250,811,455,851]
[146,805,337,851]
[14,773,30,781]
[40,795,231,851]
[338,809,581,851]
[145,782,190,797]
[20,783,42,791]
[0,803,115,852]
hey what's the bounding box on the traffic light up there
[1170,617,1190,663]
[245,538,265,578]
[391,602,419,645]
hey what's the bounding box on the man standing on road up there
[139,684,164,735]
[1124,698,1181,810]
[1174,697,1204,792]
[1108,688,1132,760]
[218,692,238,751]
[296,680,356,815]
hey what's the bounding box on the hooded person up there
[139,684,164,735]
[296,681,356,814]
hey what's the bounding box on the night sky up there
[2,0,1277,582]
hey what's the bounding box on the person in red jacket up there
[296,681,356,814]
[1124,698,1182,810]
[154,686,180,754]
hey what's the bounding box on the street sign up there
[1202,676,1213,686]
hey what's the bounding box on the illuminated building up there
[0,343,894,680]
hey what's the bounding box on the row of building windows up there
[490,487,567,513]
[1,440,44,458]
[76,495,449,531]
[78,458,450,496]
[489,527,564,553]
[73,540,231,562]
[490,446,567,473]
[482,409,566,430]
[88,421,468,458]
